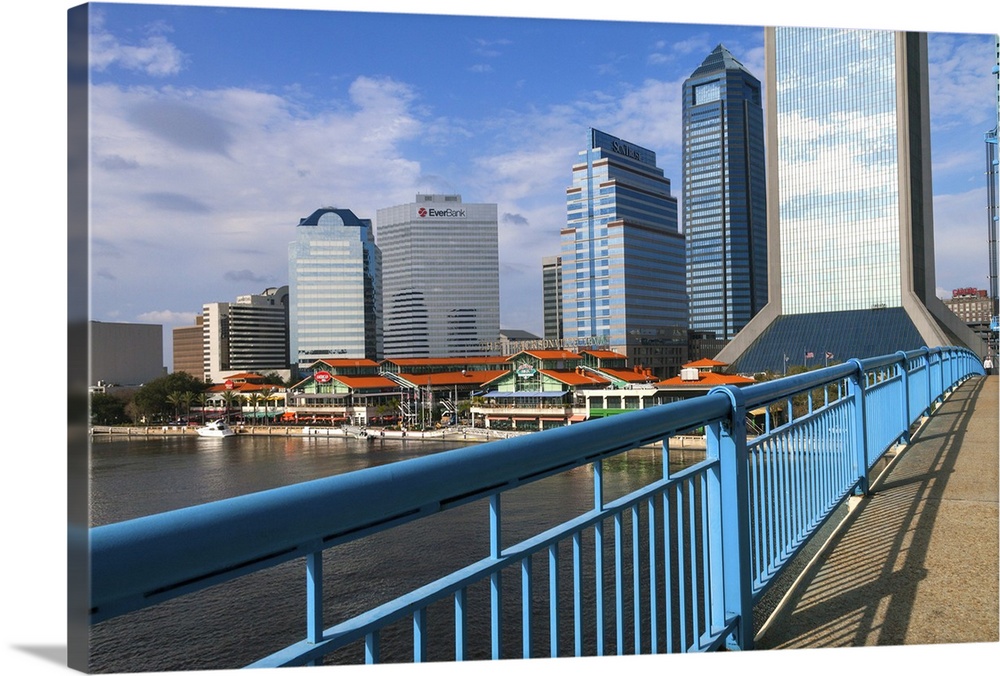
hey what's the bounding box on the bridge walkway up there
[755,375,998,650]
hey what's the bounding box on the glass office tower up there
[718,28,984,373]
[376,194,500,358]
[288,207,382,371]
[562,128,686,378]
[682,44,767,343]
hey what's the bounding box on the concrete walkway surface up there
[755,375,998,650]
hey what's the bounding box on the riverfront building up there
[172,315,204,378]
[561,128,688,379]
[542,255,563,341]
[682,45,767,344]
[376,194,500,358]
[90,320,164,387]
[288,208,382,372]
[202,286,290,384]
[717,28,985,373]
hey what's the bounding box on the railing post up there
[930,348,943,406]
[848,359,870,496]
[490,493,502,660]
[306,550,323,665]
[593,460,605,656]
[706,386,752,650]
[895,351,911,445]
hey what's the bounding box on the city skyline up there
[81,3,998,369]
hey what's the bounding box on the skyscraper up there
[202,286,289,383]
[376,194,500,358]
[288,208,382,370]
[562,129,687,378]
[718,28,984,373]
[541,255,563,341]
[682,44,767,344]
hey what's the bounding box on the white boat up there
[197,419,236,438]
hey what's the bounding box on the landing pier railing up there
[87,346,984,666]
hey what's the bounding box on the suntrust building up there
[377,194,501,358]
[561,129,687,379]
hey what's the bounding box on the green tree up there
[90,391,128,425]
[219,390,240,419]
[132,372,208,422]
[165,391,184,421]
[180,390,196,421]
[259,371,288,387]
[194,392,209,424]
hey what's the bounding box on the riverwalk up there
[89,423,711,449]
[755,375,998,650]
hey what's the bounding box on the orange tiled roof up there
[206,382,280,393]
[540,369,609,387]
[682,358,729,369]
[656,371,755,387]
[396,370,510,386]
[328,375,399,389]
[600,368,657,383]
[311,358,382,368]
[382,356,509,366]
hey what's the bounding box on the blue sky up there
[79,2,999,367]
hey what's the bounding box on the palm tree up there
[247,392,263,422]
[219,390,239,420]
[165,391,184,422]
[194,392,209,424]
[179,391,195,422]
[259,387,276,421]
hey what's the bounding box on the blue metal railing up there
[87,346,985,666]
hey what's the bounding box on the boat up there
[196,419,236,438]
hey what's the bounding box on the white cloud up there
[89,75,428,332]
[89,16,187,77]
[933,189,991,294]
[137,310,200,325]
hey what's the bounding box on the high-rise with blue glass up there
[561,128,687,378]
[718,28,984,373]
[288,207,382,371]
[682,45,767,345]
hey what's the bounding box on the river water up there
[88,432,705,672]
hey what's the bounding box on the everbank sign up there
[417,206,467,219]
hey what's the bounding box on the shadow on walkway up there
[755,375,998,650]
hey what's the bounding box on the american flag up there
[805,351,814,359]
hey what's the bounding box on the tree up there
[258,387,277,421]
[259,371,288,387]
[165,391,184,421]
[90,392,128,425]
[219,390,240,420]
[132,372,208,422]
[246,392,263,421]
[180,391,196,420]
[194,392,209,424]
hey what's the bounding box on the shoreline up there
[88,424,709,450]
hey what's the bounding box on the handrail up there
[87,345,985,666]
